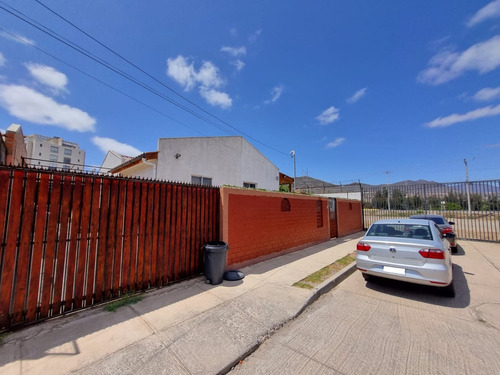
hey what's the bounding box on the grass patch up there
[104,293,144,312]
[293,252,356,289]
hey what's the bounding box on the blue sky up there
[0,1,500,185]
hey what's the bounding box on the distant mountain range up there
[294,177,500,195]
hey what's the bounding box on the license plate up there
[384,266,405,275]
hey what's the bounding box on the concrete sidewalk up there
[0,233,364,375]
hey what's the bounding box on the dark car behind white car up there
[356,218,455,297]
[409,214,458,253]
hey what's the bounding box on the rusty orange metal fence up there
[0,166,219,329]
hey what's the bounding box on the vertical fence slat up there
[11,172,37,324]
[136,182,147,289]
[85,176,102,306]
[26,172,49,321]
[144,183,154,287]
[51,175,73,315]
[39,174,61,319]
[151,183,160,287]
[95,179,111,303]
[74,176,92,309]
[157,184,167,285]
[121,181,134,292]
[112,180,126,295]
[104,180,119,300]
[164,185,173,284]
[64,176,83,312]
[0,170,22,327]
[129,181,141,290]
[173,186,182,281]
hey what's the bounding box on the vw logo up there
[389,247,396,253]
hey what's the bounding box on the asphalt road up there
[230,241,500,375]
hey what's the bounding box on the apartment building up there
[25,134,85,171]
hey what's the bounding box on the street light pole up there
[386,170,391,212]
[290,150,296,192]
[464,158,471,216]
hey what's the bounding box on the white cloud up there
[326,137,345,148]
[425,104,500,127]
[196,61,224,88]
[467,0,500,27]
[0,31,35,45]
[167,55,232,109]
[25,63,68,94]
[418,35,500,85]
[473,86,500,101]
[0,128,5,134]
[220,46,246,57]
[92,136,141,156]
[265,85,284,104]
[0,52,6,67]
[0,84,96,132]
[199,88,232,109]
[230,59,245,71]
[166,55,197,90]
[248,29,262,43]
[347,88,367,103]
[316,106,340,125]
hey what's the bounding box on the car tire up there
[451,246,458,254]
[362,273,371,281]
[441,281,456,298]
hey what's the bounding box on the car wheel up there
[441,281,455,298]
[362,273,371,281]
[451,246,458,254]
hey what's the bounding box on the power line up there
[0,27,208,137]
[0,2,235,135]
[0,1,289,156]
[34,0,265,147]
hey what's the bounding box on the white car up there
[356,219,455,297]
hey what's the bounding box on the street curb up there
[221,262,358,374]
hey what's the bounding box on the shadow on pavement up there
[364,263,470,308]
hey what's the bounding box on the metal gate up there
[361,180,500,243]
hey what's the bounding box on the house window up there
[243,182,257,189]
[50,146,59,153]
[62,165,70,171]
[38,152,41,156]
[40,143,42,147]
[63,157,71,164]
[191,176,212,186]
[50,154,58,162]
[64,149,72,156]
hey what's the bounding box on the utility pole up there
[290,150,296,192]
[386,170,391,212]
[464,158,472,216]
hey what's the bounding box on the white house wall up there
[157,137,279,190]
[118,162,155,179]
[240,139,279,190]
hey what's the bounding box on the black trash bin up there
[203,241,229,285]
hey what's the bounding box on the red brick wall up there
[220,187,330,267]
[336,199,362,237]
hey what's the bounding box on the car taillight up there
[419,248,445,259]
[442,227,453,234]
[357,242,371,251]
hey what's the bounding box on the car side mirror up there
[448,221,455,225]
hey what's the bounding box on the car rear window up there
[429,217,445,225]
[367,224,433,240]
